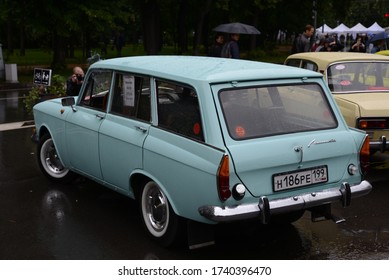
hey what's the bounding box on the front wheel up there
[140,181,184,247]
[37,133,75,183]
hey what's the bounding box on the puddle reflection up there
[0,89,31,123]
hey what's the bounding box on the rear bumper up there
[370,136,387,152]
[198,180,372,223]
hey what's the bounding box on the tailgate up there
[214,81,360,198]
[228,130,355,197]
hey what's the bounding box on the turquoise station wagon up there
[33,56,372,248]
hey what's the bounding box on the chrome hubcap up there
[142,182,169,237]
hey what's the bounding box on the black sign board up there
[33,68,52,86]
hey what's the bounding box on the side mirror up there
[61,97,75,107]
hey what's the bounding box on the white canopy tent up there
[331,23,350,34]
[316,24,333,34]
[317,22,384,36]
[313,22,386,52]
[349,23,368,35]
[366,22,385,34]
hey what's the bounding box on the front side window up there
[157,80,204,141]
[327,61,389,92]
[110,73,151,122]
[220,83,337,140]
[80,70,112,111]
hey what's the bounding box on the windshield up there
[327,61,389,93]
[219,83,337,140]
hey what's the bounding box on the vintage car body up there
[285,52,389,153]
[376,50,389,56]
[33,56,372,248]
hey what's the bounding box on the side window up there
[157,80,204,141]
[302,61,318,72]
[111,73,151,122]
[285,59,301,68]
[80,70,112,111]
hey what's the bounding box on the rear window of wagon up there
[219,83,337,140]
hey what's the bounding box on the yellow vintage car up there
[285,52,389,153]
[376,50,389,56]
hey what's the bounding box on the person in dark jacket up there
[66,66,84,96]
[291,24,315,53]
[221,33,240,59]
[350,36,366,53]
[209,33,224,57]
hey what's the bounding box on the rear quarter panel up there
[142,127,226,223]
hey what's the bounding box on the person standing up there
[350,36,366,53]
[209,34,224,57]
[292,24,315,53]
[221,33,240,59]
[113,31,125,57]
[66,66,84,96]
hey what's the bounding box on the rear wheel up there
[140,181,184,247]
[37,133,75,183]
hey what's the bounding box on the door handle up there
[135,126,148,133]
[95,114,105,120]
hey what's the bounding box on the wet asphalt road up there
[1,88,389,260]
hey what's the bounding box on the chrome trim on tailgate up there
[198,180,372,223]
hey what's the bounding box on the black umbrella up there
[370,31,389,42]
[213,22,261,35]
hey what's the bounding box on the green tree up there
[138,0,163,54]
[344,0,385,27]
[0,0,132,68]
[2,0,389,65]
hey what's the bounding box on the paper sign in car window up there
[123,75,135,107]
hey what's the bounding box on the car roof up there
[90,55,322,84]
[286,52,389,64]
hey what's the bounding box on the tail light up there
[358,119,388,129]
[359,135,370,175]
[217,155,231,201]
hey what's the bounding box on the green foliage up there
[24,74,67,114]
[245,48,288,64]
[344,0,384,27]
[3,0,389,67]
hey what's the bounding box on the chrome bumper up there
[198,180,372,223]
[370,136,387,152]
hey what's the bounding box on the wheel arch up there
[130,171,181,217]
[36,124,69,169]
[37,125,50,140]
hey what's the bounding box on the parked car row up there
[33,55,372,248]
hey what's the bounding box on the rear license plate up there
[273,165,328,192]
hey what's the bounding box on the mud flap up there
[310,204,345,224]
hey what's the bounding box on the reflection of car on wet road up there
[32,56,372,248]
[285,52,389,153]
